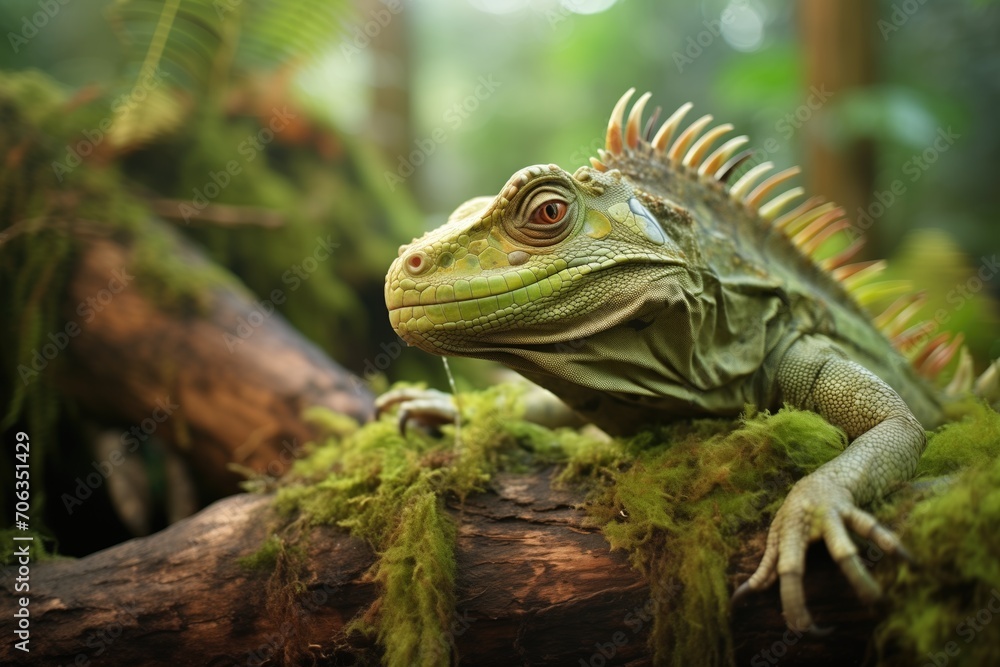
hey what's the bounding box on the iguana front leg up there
[736,336,925,631]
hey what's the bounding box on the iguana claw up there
[374,387,457,435]
[734,472,910,632]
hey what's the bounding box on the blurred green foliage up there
[1,0,997,383]
[0,1,998,556]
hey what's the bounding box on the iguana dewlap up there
[383,89,979,631]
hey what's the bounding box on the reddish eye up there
[510,186,575,245]
[533,200,567,225]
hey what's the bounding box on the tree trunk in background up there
[0,473,880,666]
[57,223,374,498]
[366,0,413,172]
[799,0,877,253]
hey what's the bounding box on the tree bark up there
[799,0,877,252]
[1,471,879,666]
[56,225,375,496]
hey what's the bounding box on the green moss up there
[0,529,58,565]
[916,400,1000,476]
[267,395,845,666]
[302,406,361,440]
[360,491,458,666]
[874,402,1000,666]
[0,73,87,518]
[273,384,537,667]
[238,533,289,571]
[576,407,846,666]
[259,384,1000,667]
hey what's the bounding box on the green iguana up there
[382,89,996,632]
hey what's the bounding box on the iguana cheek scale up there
[384,88,986,631]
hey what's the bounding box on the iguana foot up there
[733,473,911,632]
[374,387,457,435]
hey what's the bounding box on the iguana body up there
[383,89,972,630]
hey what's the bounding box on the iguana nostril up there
[404,251,430,275]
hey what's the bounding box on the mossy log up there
[1,472,878,666]
[55,226,374,495]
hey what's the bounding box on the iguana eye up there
[532,200,568,225]
[505,178,578,246]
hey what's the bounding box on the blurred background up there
[1,0,998,556]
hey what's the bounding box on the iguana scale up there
[383,89,991,631]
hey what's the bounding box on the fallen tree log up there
[55,224,374,495]
[0,472,878,666]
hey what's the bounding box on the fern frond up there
[106,0,353,147]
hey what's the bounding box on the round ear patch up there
[629,197,666,245]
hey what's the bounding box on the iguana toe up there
[779,572,815,632]
[375,387,457,435]
[837,554,881,605]
[737,472,908,631]
[840,504,913,563]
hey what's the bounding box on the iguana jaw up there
[387,253,676,355]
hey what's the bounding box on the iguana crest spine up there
[593,88,965,382]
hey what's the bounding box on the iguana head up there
[385,162,688,355]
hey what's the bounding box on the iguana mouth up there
[386,262,579,335]
[386,252,667,314]
[386,254,677,348]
